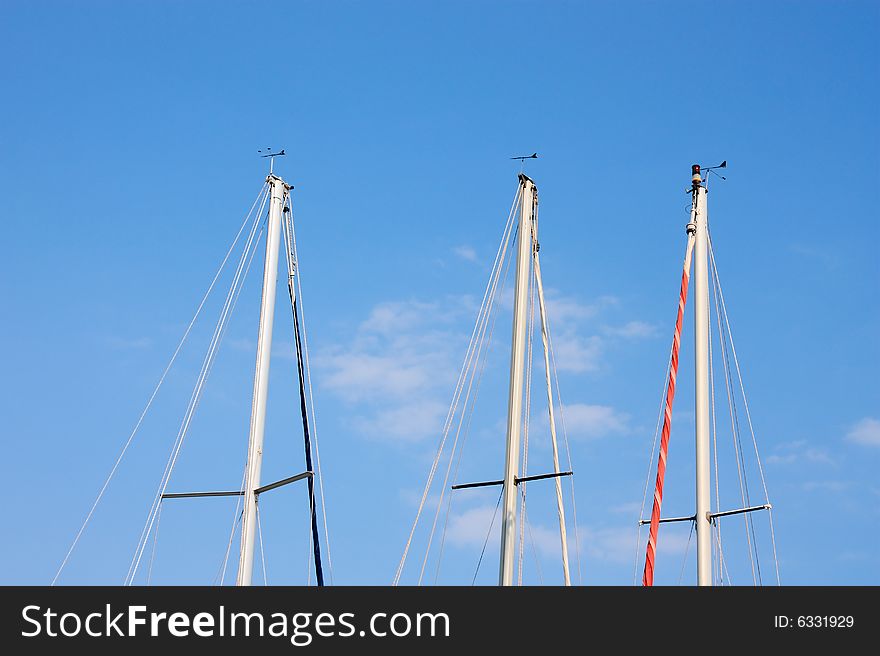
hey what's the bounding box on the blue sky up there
[1,1,877,586]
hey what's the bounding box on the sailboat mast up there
[691,165,712,586]
[237,173,288,586]
[499,173,536,586]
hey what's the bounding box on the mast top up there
[266,173,292,191]
[518,172,536,187]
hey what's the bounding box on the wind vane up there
[701,159,727,181]
[257,147,286,174]
[510,152,538,172]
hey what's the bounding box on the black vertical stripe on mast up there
[292,295,324,586]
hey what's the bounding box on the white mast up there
[237,173,288,586]
[499,174,536,586]
[691,165,712,586]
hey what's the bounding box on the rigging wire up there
[394,185,522,585]
[471,489,504,585]
[127,188,269,584]
[51,183,269,585]
[677,520,696,585]
[283,77,334,582]
[709,246,762,586]
[257,503,268,586]
[400,197,519,583]
[633,357,672,586]
[432,232,517,584]
[549,323,584,584]
[282,205,325,587]
[534,243,574,585]
[216,463,248,586]
[288,208,334,584]
[146,502,163,586]
[522,501,544,585]
[218,511,244,586]
[418,218,519,585]
[143,212,266,585]
[709,312,726,586]
[306,467,315,585]
[517,242,537,586]
[708,233,780,585]
[714,522,734,585]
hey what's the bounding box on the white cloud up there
[542,290,614,325]
[445,506,571,559]
[360,300,455,336]
[580,525,690,566]
[452,245,478,263]
[560,403,630,440]
[355,400,449,442]
[846,417,880,447]
[603,321,659,339]
[320,300,466,401]
[610,501,643,515]
[317,287,636,445]
[447,505,501,550]
[766,440,834,465]
[317,298,470,443]
[445,506,688,569]
[322,351,448,402]
[551,333,603,373]
[506,288,609,374]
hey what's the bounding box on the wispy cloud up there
[318,285,637,444]
[603,320,659,339]
[560,403,630,440]
[318,298,470,442]
[845,417,880,447]
[766,440,835,466]
[551,333,603,373]
[354,400,449,443]
[610,501,643,515]
[452,245,478,263]
[542,290,616,325]
[447,504,501,550]
[527,289,610,373]
[359,300,453,336]
[445,505,686,567]
[802,480,852,493]
[538,291,658,373]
